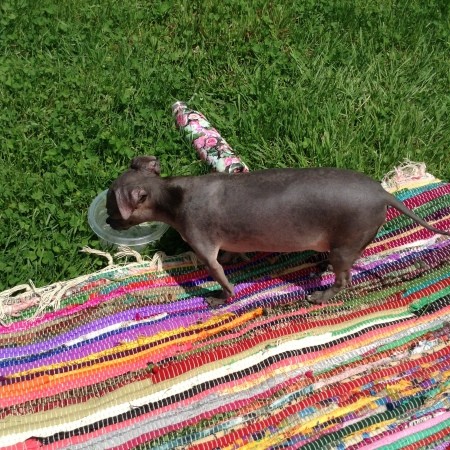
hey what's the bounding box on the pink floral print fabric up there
[172,101,249,174]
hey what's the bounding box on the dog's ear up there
[130,156,160,175]
[114,187,148,221]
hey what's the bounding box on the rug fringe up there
[381,159,437,191]
[0,247,201,323]
[80,246,115,265]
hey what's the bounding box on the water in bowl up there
[88,190,169,250]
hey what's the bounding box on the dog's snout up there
[105,216,120,229]
[106,216,131,231]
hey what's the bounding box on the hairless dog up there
[106,156,450,306]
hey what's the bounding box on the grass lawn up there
[0,0,449,291]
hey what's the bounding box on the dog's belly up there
[219,234,330,254]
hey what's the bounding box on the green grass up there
[0,0,449,291]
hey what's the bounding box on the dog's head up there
[106,156,161,230]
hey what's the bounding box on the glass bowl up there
[88,189,169,251]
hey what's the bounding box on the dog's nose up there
[106,217,128,230]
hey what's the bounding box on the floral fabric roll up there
[172,101,249,173]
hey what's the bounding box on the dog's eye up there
[138,193,147,203]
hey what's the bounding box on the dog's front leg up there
[190,242,235,306]
[204,259,235,307]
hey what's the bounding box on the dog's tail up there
[385,192,450,236]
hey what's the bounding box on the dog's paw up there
[308,290,330,305]
[205,290,229,308]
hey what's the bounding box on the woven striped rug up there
[1,175,450,449]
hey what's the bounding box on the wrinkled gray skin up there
[106,156,450,307]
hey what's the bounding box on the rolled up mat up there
[172,101,249,173]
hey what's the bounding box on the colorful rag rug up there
[1,175,450,450]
